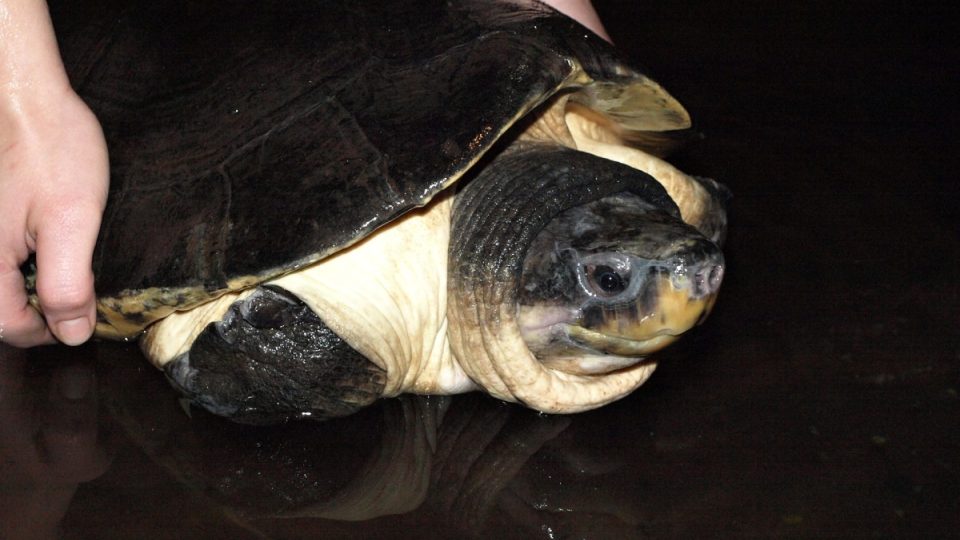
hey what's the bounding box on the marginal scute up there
[570,78,691,132]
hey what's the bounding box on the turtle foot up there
[164,286,387,425]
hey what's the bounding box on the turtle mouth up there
[566,325,682,357]
[570,278,718,355]
[527,277,719,375]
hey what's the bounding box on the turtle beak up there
[568,254,724,357]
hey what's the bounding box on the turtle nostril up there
[692,263,724,296]
[708,264,724,292]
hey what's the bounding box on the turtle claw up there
[177,397,194,419]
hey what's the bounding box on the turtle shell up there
[49,0,691,337]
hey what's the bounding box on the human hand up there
[1,0,109,348]
[0,90,109,347]
[540,0,611,42]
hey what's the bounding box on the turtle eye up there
[587,264,628,296]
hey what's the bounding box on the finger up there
[33,198,102,346]
[0,257,54,347]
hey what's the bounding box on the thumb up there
[33,199,102,346]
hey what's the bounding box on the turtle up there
[44,0,730,423]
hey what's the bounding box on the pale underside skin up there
[268,192,470,398]
[142,191,473,398]
[140,288,254,363]
[141,67,716,412]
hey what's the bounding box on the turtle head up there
[518,193,724,375]
[447,145,727,413]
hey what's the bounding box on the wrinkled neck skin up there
[525,95,730,245]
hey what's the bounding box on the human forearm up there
[0,0,73,121]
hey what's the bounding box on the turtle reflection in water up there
[46,0,729,423]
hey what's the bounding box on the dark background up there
[596,1,960,536]
[1,2,957,538]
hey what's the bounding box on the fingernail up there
[56,365,93,401]
[57,317,93,346]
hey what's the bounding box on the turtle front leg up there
[163,286,386,424]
